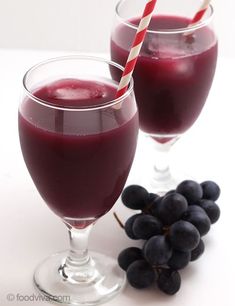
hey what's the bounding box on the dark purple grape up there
[144,235,172,266]
[127,260,156,289]
[184,205,205,215]
[133,215,163,239]
[118,247,143,271]
[168,250,190,270]
[176,180,203,204]
[150,196,163,218]
[149,193,159,203]
[182,211,211,236]
[169,220,200,252]
[157,269,181,295]
[158,193,188,225]
[201,181,220,201]
[198,199,220,224]
[122,185,149,210]
[124,214,142,239]
[191,239,205,261]
[165,189,176,196]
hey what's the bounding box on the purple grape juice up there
[111,15,217,140]
[19,79,138,219]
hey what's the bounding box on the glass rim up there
[115,1,214,34]
[22,55,134,112]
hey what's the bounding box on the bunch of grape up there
[118,180,221,295]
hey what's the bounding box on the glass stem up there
[151,137,178,193]
[154,141,172,178]
[59,223,96,284]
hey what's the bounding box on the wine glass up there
[111,0,218,193]
[18,55,138,305]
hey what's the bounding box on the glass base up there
[147,167,193,195]
[149,170,179,195]
[34,251,126,306]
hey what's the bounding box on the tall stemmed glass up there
[111,0,218,193]
[18,56,138,305]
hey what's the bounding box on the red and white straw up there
[116,0,157,98]
[190,0,211,25]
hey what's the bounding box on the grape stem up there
[163,226,170,235]
[142,203,154,214]
[113,212,125,229]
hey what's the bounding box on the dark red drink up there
[19,79,138,219]
[111,15,217,139]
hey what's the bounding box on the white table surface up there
[0,49,234,306]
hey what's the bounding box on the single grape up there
[201,181,220,201]
[144,235,172,266]
[118,247,143,271]
[133,215,163,240]
[191,239,205,261]
[121,185,149,210]
[165,189,176,196]
[145,193,160,212]
[149,192,159,203]
[157,269,181,295]
[184,205,205,215]
[198,199,221,224]
[158,193,188,225]
[124,214,142,239]
[126,260,156,289]
[168,250,191,270]
[150,196,163,218]
[182,211,211,236]
[176,180,203,204]
[169,220,200,252]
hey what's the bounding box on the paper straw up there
[190,0,211,25]
[116,0,157,99]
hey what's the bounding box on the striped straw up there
[190,0,211,25]
[116,0,157,99]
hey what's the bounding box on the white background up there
[0,0,234,57]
